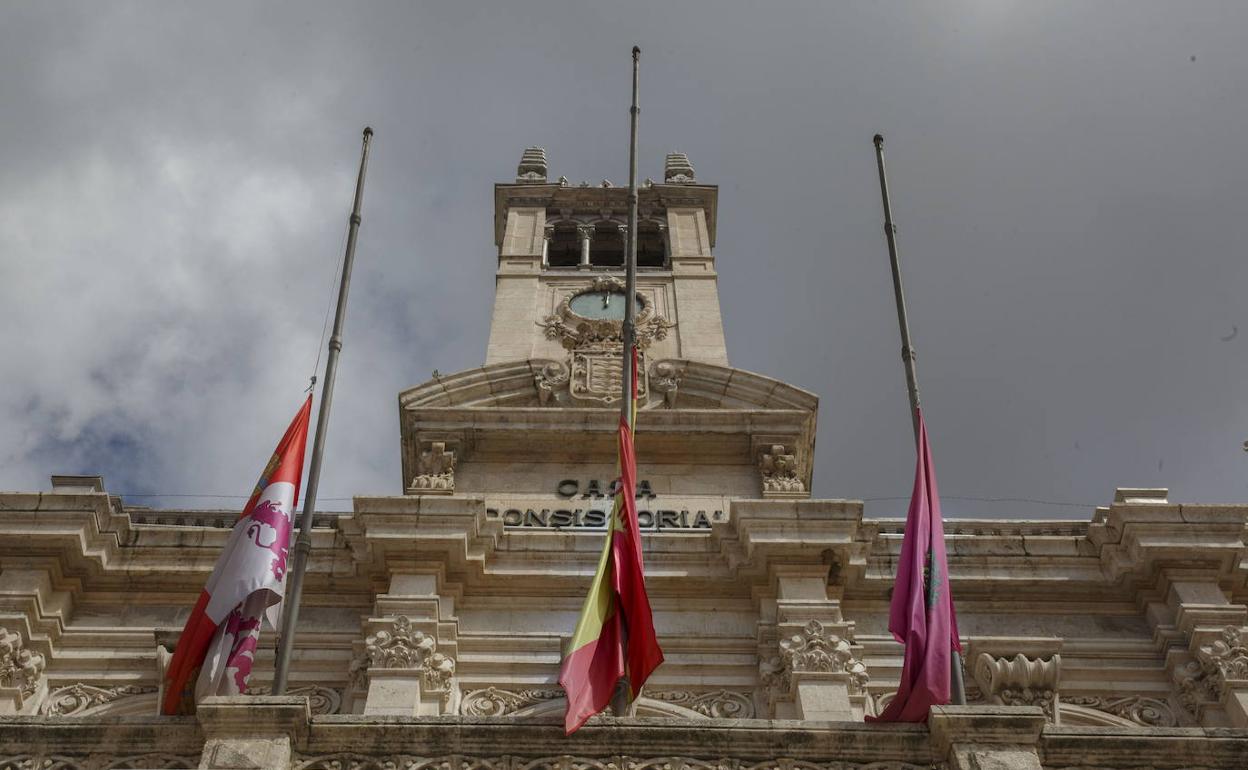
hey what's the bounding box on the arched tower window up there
[590,222,624,267]
[637,221,666,268]
[546,222,580,267]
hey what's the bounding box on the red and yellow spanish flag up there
[559,346,663,734]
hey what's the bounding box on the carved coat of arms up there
[536,277,669,407]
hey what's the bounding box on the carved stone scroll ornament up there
[760,620,869,699]
[349,616,455,695]
[1062,695,1178,727]
[758,445,806,497]
[972,652,1061,722]
[245,684,342,715]
[648,689,755,719]
[38,683,158,716]
[459,686,563,716]
[409,441,456,494]
[0,626,45,704]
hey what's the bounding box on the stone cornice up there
[494,183,718,248]
[1089,502,1248,584]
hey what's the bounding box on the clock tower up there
[398,147,817,504]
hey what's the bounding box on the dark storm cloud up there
[2,2,1245,517]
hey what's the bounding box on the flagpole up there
[609,44,642,718]
[272,126,374,695]
[871,133,967,707]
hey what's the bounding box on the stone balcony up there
[3,699,1248,770]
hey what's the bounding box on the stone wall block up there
[196,695,310,770]
[928,705,1046,770]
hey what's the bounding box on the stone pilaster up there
[196,695,308,770]
[759,566,867,720]
[928,705,1046,770]
[348,604,457,717]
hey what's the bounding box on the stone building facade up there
[2,149,1247,769]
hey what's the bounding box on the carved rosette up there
[0,626,45,707]
[349,616,456,697]
[409,441,456,495]
[757,444,807,499]
[761,620,868,700]
[972,652,1061,722]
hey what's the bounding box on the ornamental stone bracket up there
[971,652,1062,723]
[753,438,809,499]
[1171,625,1248,727]
[533,359,571,406]
[348,615,457,717]
[649,359,685,409]
[759,620,869,721]
[0,624,46,714]
[407,440,458,495]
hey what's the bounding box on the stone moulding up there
[458,688,755,720]
[293,757,932,770]
[0,755,199,769]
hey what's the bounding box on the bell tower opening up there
[590,222,625,267]
[546,222,580,267]
[637,221,666,268]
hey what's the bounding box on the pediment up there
[398,359,817,413]
[398,360,818,497]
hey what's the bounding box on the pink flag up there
[867,409,960,722]
[162,396,312,714]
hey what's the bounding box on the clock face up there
[567,290,641,321]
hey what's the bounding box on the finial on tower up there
[664,152,695,184]
[516,147,548,182]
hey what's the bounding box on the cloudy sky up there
[2,2,1245,518]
